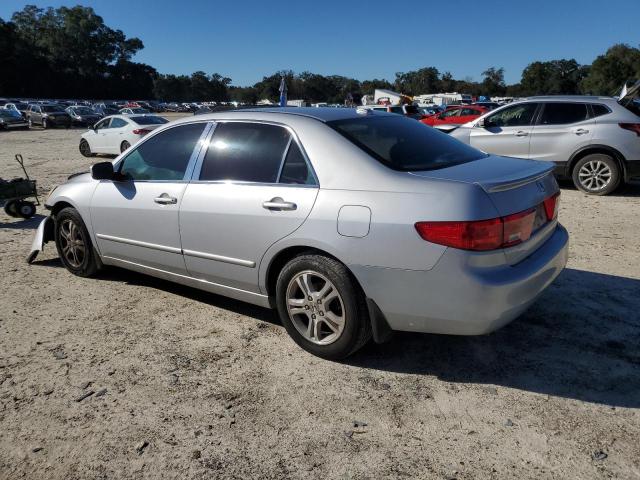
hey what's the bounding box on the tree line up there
[1,5,639,103]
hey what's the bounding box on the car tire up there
[276,253,371,360]
[27,118,33,129]
[79,139,93,158]
[16,201,36,219]
[120,141,131,153]
[54,207,100,277]
[42,118,48,129]
[3,199,19,217]
[572,153,621,196]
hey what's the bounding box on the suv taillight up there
[619,123,640,136]
[415,193,560,251]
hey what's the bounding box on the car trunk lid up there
[410,155,559,265]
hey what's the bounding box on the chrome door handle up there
[154,194,177,205]
[574,128,589,135]
[515,130,528,137]
[263,198,297,211]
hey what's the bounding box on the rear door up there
[469,102,539,158]
[179,121,319,293]
[528,102,594,163]
[104,117,131,154]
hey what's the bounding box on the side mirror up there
[91,162,114,180]
[476,118,486,128]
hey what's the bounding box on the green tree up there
[581,44,640,95]
[480,67,506,97]
[520,59,587,95]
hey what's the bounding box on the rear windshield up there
[131,116,168,125]
[328,115,486,171]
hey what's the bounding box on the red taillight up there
[132,128,151,135]
[619,123,640,136]
[543,192,560,220]
[415,218,503,251]
[415,193,559,251]
[502,209,536,247]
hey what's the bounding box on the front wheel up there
[54,207,100,277]
[120,141,130,153]
[276,254,371,360]
[572,154,621,195]
[42,118,48,129]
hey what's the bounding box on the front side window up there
[95,118,110,130]
[119,123,206,181]
[199,122,291,183]
[328,115,486,171]
[539,103,589,125]
[486,103,537,127]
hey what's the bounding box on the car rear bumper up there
[351,224,569,335]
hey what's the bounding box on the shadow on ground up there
[0,213,46,230]
[30,257,640,407]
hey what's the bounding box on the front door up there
[179,121,319,293]
[469,102,539,159]
[90,122,208,274]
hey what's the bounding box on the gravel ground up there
[1,119,639,479]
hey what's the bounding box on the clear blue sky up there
[1,0,638,86]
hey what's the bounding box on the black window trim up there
[113,120,211,183]
[534,101,592,126]
[189,119,319,188]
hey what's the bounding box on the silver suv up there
[450,83,640,195]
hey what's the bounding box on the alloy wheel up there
[59,219,86,268]
[578,160,612,192]
[80,140,91,156]
[286,270,346,345]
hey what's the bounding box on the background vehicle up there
[34,108,568,360]
[450,86,640,195]
[26,103,71,129]
[119,107,150,115]
[65,106,103,127]
[421,105,487,127]
[4,102,29,118]
[0,109,29,130]
[79,114,168,156]
[93,104,120,116]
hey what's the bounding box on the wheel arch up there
[568,145,627,180]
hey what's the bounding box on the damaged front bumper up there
[27,216,54,264]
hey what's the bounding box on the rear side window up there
[199,122,291,183]
[591,104,611,118]
[539,103,589,125]
[110,118,128,128]
[328,115,485,171]
[119,123,205,181]
[279,142,315,185]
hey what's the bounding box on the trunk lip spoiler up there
[477,166,554,193]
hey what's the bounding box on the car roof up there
[230,107,386,122]
[524,95,618,104]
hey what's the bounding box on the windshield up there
[41,105,64,113]
[131,115,168,125]
[328,115,486,171]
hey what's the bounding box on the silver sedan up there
[29,108,568,359]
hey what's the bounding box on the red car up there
[421,105,487,127]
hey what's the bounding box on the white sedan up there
[79,114,168,157]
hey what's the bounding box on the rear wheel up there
[3,199,19,217]
[79,139,93,157]
[276,254,371,360]
[120,141,131,153]
[54,207,100,277]
[28,118,33,129]
[42,117,48,129]
[572,153,620,195]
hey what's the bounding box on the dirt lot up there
[1,118,639,480]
